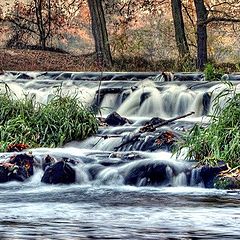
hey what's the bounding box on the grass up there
[0,85,98,151]
[176,82,240,168]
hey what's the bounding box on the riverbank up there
[0,48,239,72]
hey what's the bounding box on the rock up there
[215,176,240,189]
[143,117,165,127]
[202,92,211,115]
[41,161,76,184]
[42,155,55,171]
[16,73,34,80]
[10,153,34,177]
[105,111,132,126]
[87,164,105,180]
[0,166,10,183]
[162,72,174,81]
[194,165,228,188]
[124,162,174,186]
[0,164,28,183]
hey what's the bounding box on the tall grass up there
[177,83,240,167]
[0,87,98,151]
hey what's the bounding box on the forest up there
[0,0,240,72]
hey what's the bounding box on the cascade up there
[0,71,239,188]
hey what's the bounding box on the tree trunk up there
[87,0,112,67]
[194,0,208,70]
[171,0,189,57]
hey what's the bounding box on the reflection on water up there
[0,185,239,239]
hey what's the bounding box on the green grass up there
[0,86,98,151]
[176,82,240,167]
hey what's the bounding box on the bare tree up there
[87,0,112,67]
[171,0,189,57]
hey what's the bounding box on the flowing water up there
[0,71,240,239]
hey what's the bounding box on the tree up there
[171,0,189,57]
[193,0,208,70]
[3,0,80,50]
[87,0,112,67]
[193,0,240,70]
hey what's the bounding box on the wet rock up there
[0,166,10,183]
[42,155,55,171]
[174,72,204,81]
[124,162,174,186]
[215,176,240,189]
[202,92,211,115]
[16,73,34,80]
[54,72,72,80]
[105,111,132,126]
[143,117,165,127]
[41,161,76,184]
[0,164,28,183]
[140,92,151,105]
[162,72,174,81]
[194,165,228,188]
[87,164,105,180]
[10,153,34,177]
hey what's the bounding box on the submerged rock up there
[41,161,76,184]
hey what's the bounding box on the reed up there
[176,82,240,167]
[0,87,98,151]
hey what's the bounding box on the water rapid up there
[0,71,239,239]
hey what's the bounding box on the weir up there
[0,71,240,188]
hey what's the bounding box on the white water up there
[0,72,240,239]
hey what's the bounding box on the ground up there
[0,48,98,72]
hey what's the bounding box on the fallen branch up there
[114,111,195,150]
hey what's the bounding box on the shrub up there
[204,63,224,81]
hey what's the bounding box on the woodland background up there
[0,0,240,72]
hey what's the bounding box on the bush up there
[0,87,98,151]
[176,83,240,167]
[204,63,224,81]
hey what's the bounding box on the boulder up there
[41,161,76,184]
[0,164,28,183]
[105,111,132,126]
[10,153,34,177]
[124,162,174,186]
[194,165,228,188]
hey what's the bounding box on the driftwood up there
[114,111,195,150]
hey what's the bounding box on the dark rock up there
[215,176,240,189]
[144,117,165,126]
[0,166,9,183]
[87,164,105,180]
[196,165,228,188]
[16,73,34,80]
[42,155,55,171]
[41,161,76,184]
[202,92,211,115]
[124,162,174,186]
[174,72,204,81]
[105,111,132,126]
[10,153,34,176]
[140,92,151,105]
[0,164,28,183]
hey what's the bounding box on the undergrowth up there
[0,85,98,151]
[177,82,240,167]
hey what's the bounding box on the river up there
[0,71,239,239]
